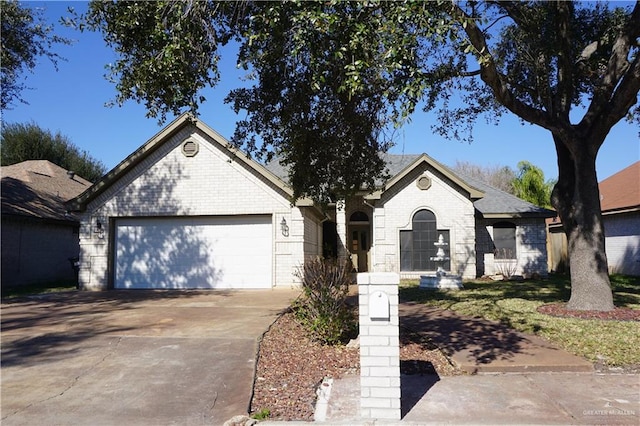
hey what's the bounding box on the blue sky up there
[2,1,638,182]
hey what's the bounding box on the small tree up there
[513,161,556,209]
[1,122,107,182]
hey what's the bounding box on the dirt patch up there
[537,303,640,321]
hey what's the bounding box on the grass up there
[1,280,77,299]
[400,274,640,367]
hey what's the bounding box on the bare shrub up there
[494,248,518,279]
[293,258,356,345]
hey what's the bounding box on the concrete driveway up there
[1,289,299,425]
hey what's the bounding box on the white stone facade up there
[73,116,553,290]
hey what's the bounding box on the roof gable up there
[599,161,640,212]
[379,154,553,218]
[69,113,302,211]
[378,153,484,200]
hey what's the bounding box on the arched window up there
[349,211,369,223]
[400,209,450,271]
[493,221,516,259]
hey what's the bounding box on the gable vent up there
[181,140,199,157]
[416,176,431,190]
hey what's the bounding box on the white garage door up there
[114,216,272,289]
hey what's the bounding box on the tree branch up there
[587,53,640,145]
[579,1,640,138]
[554,2,574,121]
[451,3,556,132]
[457,69,482,77]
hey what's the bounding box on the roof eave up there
[479,210,557,219]
[602,205,640,215]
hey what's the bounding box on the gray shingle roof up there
[460,173,555,218]
[263,153,423,186]
[1,160,91,221]
[264,153,555,218]
[380,153,422,181]
[263,157,288,182]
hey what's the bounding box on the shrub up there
[293,258,357,345]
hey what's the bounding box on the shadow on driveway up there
[1,289,299,425]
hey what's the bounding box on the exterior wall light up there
[281,217,289,237]
[94,219,105,239]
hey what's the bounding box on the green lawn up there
[400,274,640,367]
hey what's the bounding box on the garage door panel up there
[115,216,272,289]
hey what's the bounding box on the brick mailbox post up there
[357,272,401,420]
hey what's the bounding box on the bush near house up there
[292,258,357,345]
[400,274,640,368]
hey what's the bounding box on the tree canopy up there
[0,0,72,110]
[1,122,107,182]
[78,0,639,310]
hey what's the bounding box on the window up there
[494,221,516,259]
[350,211,369,223]
[400,210,450,271]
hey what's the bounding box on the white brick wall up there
[78,126,304,290]
[370,165,477,279]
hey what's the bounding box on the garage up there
[114,215,273,289]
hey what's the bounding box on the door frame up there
[348,210,371,272]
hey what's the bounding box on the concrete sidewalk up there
[313,302,639,424]
[322,372,640,424]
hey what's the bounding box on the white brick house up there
[69,114,553,290]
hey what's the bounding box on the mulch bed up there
[250,310,460,421]
[537,303,640,321]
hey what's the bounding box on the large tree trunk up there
[551,135,614,311]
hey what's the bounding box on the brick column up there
[357,272,401,420]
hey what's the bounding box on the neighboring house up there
[549,161,640,276]
[1,160,92,288]
[68,114,554,290]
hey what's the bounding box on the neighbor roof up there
[1,160,91,222]
[599,161,640,212]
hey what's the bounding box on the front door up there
[351,226,370,272]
